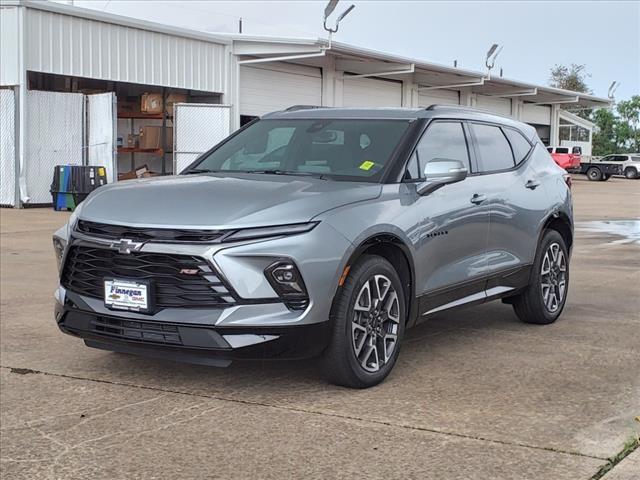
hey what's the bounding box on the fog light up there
[265,261,308,299]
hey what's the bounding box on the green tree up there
[591,109,618,156]
[591,95,640,156]
[549,63,592,94]
[616,96,640,152]
[549,63,593,119]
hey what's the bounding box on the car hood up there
[78,173,382,228]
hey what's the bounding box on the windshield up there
[185,118,411,182]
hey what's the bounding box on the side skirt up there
[413,264,532,325]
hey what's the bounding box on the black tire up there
[625,168,638,179]
[602,174,611,181]
[587,167,602,181]
[512,230,569,325]
[321,255,406,388]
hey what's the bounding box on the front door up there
[407,121,491,316]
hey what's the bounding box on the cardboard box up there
[165,93,188,114]
[118,164,155,181]
[141,93,163,114]
[126,134,139,148]
[139,126,173,151]
[118,99,143,117]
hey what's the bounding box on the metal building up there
[0,0,611,207]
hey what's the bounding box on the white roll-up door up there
[240,63,322,116]
[522,104,551,125]
[476,95,512,116]
[343,77,402,107]
[418,89,459,107]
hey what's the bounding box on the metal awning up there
[230,35,611,108]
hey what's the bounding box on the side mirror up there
[416,159,468,196]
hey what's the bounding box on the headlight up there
[52,236,67,272]
[222,222,319,242]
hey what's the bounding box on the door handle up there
[470,193,487,205]
[525,179,541,190]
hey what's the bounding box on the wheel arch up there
[337,234,417,328]
[540,210,573,253]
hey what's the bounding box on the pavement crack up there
[2,365,609,462]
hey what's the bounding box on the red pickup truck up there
[547,146,582,170]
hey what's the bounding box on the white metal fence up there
[24,90,84,204]
[173,103,230,174]
[0,89,15,206]
[87,92,117,183]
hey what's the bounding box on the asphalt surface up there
[1,175,638,479]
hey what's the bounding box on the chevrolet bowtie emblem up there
[111,238,143,255]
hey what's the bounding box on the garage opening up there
[20,72,226,204]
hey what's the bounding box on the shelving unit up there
[117,88,173,176]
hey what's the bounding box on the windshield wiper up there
[182,168,216,175]
[243,170,326,179]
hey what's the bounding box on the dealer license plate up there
[104,279,149,312]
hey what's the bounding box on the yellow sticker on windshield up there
[359,160,375,171]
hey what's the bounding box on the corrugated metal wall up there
[0,6,20,86]
[24,8,227,94]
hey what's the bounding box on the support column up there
[321,55,336,107]
[402,79,417,107]
[550,104,560,146]
[15,5,26,208]
[226,47,241,132]
[459,88,477,107]
[512,98,523,120]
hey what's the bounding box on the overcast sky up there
[67,0,639,102]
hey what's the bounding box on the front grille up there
[76,220,225,243]
[62,246,236,309]
[92,317,182,345]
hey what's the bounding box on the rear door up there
[407,121,491,316]
[468,123,546,293]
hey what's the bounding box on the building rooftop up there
[12,0,611,108]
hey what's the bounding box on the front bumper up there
[55,298,331,365]
[54,220,352,365]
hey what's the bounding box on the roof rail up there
[425,104,481,112]
[284,105,327,112]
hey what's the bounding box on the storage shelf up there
[117,112,173,120]
[117,147,165,156]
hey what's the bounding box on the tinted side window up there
[472,124,515,172]
[414,122,470,176]
[504,128,532,164]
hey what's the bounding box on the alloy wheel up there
[351,275,400,373]
[540,242,567,313]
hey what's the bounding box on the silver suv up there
[598,153,640,179]
[53,106,573,388]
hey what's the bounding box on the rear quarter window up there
[471,123,515,172]
[504,128,533,164]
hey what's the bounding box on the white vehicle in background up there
[597,154,640,179]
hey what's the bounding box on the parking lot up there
[1,176,638,479]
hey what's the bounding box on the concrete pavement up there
[1,175,638,479]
